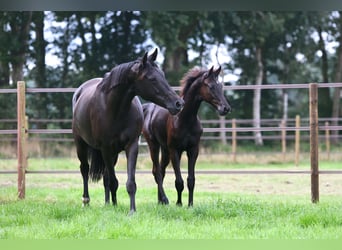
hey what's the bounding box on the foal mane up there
[180,67,206,97]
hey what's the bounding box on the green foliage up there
[0,11,341,144]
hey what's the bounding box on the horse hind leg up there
[125,141,139,214]
[102,152,119,206]
[81,163,90,206]
[149,141,168,205]
[75,137,90,206]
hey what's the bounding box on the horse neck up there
[102,83,135,117]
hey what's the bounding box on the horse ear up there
[142,51,148,67]
[206,66,214,78]
[214,66,221,77]
[148,48,158,62]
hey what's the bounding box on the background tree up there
[0,11,340,146]
[142,11,212,84]
[331,11,342,144]
[0,12,32,129]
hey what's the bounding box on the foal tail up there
[88,147,105,182]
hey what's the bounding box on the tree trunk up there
[0,59,10,87]
[317,25,332,117]
[33,11,46,86]
[331,14,342,144]
[32,12,48,128]
[163,46,188,85]
[253,46,264,146]
[9,12,32,84]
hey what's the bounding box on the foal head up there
[130,48,184,115]
[180,66,231,115]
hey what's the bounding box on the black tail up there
[88,147,105,182]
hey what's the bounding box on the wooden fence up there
[1,82,342,203]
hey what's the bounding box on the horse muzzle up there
[168,99,184,115]
[218,104,231,116]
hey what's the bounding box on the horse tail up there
[88,147,105,182]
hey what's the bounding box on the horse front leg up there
[170,149,184,206]
[125,141,139,214]
[187,146,199,207]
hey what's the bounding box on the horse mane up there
[180,67,206,97]
[98,61,137,92]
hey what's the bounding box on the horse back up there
[72,78,102,111]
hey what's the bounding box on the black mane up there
[98,61,137,92]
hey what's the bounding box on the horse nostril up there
[175,100,184,110]
[224,106,231,114]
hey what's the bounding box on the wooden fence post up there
[325,121,330,161]
[281,119,286,162]
[309,83,319,203]
[232,118,237,163]
[295,115,300,166]
[17,81,27,199]
[219,116,227,145]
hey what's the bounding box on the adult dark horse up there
[72,49,184,214]
[142,66,231,207]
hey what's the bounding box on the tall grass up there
[1,151,342,239]
[1,174,342,239]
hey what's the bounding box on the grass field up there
[1,153,342,239]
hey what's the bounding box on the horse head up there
[131,48,184,115]
[199,66,231,116]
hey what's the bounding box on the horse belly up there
[110,100,144,151]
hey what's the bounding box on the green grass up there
[1,155,342,239]
[1,172,342,239]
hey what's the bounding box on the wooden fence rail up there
[1,82,342,203]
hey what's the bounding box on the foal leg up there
[160,147,170,181]
[75,137,90,206]
[170,149,184,206]
[125,141,139,214]
[159,147,170,204]
[187,146,199,207]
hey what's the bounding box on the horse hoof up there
[159,197,169,205]
[128,209,136,216]
[82,197,90,207]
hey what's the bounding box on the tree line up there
[0,11,341,145]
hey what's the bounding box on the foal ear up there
[205,66,214,78]
[148,48,158,62]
